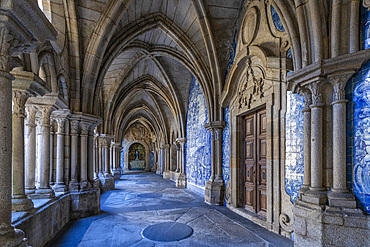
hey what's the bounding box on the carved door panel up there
[244,109,267,216]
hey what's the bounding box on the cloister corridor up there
[47,173,292,247]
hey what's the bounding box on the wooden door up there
[244,109,267,216]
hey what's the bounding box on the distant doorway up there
[243,108,267,216]
[128,143,146,170]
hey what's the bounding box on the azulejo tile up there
[285,92,304,202]
[271,5,285,32]
[185,77,212,189]
[222,107,230,185]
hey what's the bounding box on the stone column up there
[69,120,80,191]
[79,122,91,191]
[175,142,180,173]
[98,136,104,177]
[11,90,34,211]
[162,144,170,179]
[64,119,71,186]
[104,139,112,177]
[175,138,187,188]
[112,142,120,180]
[32,105,55,199]
[88,126,97,184]
[303,81,327,205]
[49,120,55,186]
[93,133,99,179]
[328,76,356,208]
[53,117,67,192]
[0,27,27,247]
[145,150,150,171]
[204,121,225,205]
[170,143,176,171]
[99,135,114,190]
[25,105,37,195]
[299,90,312,197]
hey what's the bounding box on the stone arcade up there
[0,0,370,246]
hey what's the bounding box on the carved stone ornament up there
[38,106,54,125]
[55,118,66,133]
[364,0,370,10]
[308,81,323,106]
[25,105,38,125]
[70,120,80,134]
[297,87,312,110]
[238,58,264,109]
[242,7,258,46]
[0,27,18,72]
[12,90,29,117]
[332,78,346,102]
[279,213,294,233]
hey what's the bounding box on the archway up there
[128,143,146,170]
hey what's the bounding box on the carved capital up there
[25,105,37,125]
[0,27,18,72]
[37,105,54,125]
[54,118,66,133]
[329,73,353,103]
[79,122,90,136]
[298,87,312,110]
[70,120,80,135]
[213,128,223,141]
[12,90,29,117]
[308,81,324,106]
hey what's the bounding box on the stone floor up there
[47,172,293,247]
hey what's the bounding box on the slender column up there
[328,76,356,207]
[0,27,27,246]
[49,120,55,185]
[103,136,113,177]
[93,134,99,179]
[25,105,37,195]
[175,138,187,188]
[34,105,55,198]
[12,90,34,211]
[162,144,170,178]
[88,126,96,183]
[69,120,79,191]
[205,122,225,182]
[170,144,175,171]
[303,81,327,205]
[145,150,150,171]
[64,119,70,185]
[175,143,180,172]
[53,118,67,192]
[299,90,312,196]
[80,122,91,191]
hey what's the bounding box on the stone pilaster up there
[25,105,37,195]
[49,120,55,186]
[145,149,150,172]
[204,121,225,205]
[162,144,170,179]
[99,135,115,191]
[33,105,55,199]
[93,132,99,180]
[175,138,187,188]
[11,90,34,211]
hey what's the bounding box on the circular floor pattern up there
[142,222,193,242]
[137,193,162,198]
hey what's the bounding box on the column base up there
[0,226,28,247]
[301,189,328,205]
[328,191,357,208]
[99,176,115,191]
[69,182,80,192]
[176,173,186,188]
[79,181,92,192]
[156,169,162,175]
[294,199,369,247]
[205,180,225,206]
[52,184,68,192]
[29,188,55,199]
[12,195,34,212]
[163,171,170,179]
[25,187,35,195]
[113,170,120,181]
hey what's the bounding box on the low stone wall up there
[13,189,100,247]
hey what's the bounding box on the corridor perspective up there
[1,1,370,247]
[48,172,292,247]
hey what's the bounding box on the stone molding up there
[12,90,29,118]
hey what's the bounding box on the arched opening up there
[128,143,146,170]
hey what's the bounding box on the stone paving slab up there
[47,172,293,247]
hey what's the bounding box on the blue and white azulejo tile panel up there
[285,91,305,202]
[347,61,370,213]
[222,107,230,185]
[271,5,285,32]
[185,76,212,193]
[361,6,370,49]
[150,152,154,170]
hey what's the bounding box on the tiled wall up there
[346,61,370,214]
[285,92,305,202]
[271,5,285,32]
[185,76,212,194]
[150,152,154,170]
[361,6,370,49]
[222,107,230,186]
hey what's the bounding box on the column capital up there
[25,105,38,126]
[297,86,312,111]
[328,72,354,103]
[12,90,30,117]
[79,122,91,136]
[36,105,55,126]
[70,120,80,135]
[175,137,187,144]
[204,121,225,131]
[307,79,325,107]
[162,144,171,149]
